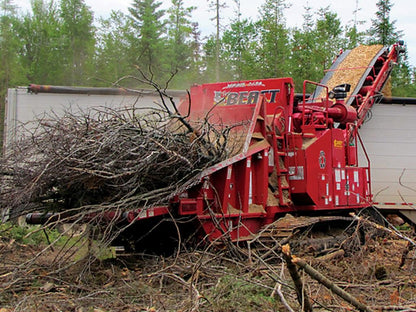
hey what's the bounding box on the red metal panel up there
[331,129,348,207]
[287,149,307,194]
[318,173,331,207]
[251,149,269,207]
[236,157,251,213]
[333,167,348,206]
[178,78,294,127]
[331,129,346,168]
[304,130,333,207]
[346,168,367,206]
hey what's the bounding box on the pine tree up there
[221,19,260,80]
[314,7,345,70]
[220,0,261,80]
[0,0,22,148]
[0,0,19,98]
[257,0,290,78]
[165,0,195,87]
[60,0,95,85]
[17,0,65,84]
[189,22,202,78]
[128,0,166,81]
[208,0,227,82]
[95,11,132,85]
[367,0,401,45]
[367,0,415,96]
[345,0,365,49]
[290,4,321,89]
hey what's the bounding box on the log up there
[282,244,313,312]
[292,256,373,312]
[316,249,345,262]
[40,282,55,293]
[351,213,416,247]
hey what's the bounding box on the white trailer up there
[359,102,416,223]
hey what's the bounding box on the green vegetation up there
[1,0,414,96]
[0,222,66,246]
[0,222,117,260]
[205,274,278,311]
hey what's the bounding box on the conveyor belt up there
[311,45,387,106]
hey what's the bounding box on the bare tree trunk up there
[292,256,373,312]
[215,0,220,82]
[282,245,313,312]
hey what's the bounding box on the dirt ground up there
[1,218,416,312]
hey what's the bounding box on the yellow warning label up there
[334,139,343,149]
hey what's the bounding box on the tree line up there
[1,0,415,104]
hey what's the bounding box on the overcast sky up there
[16,0,415,67]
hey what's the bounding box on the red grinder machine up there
[26,43,407,243]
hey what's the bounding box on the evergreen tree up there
[208,0,227,82]
[189,22,202,82]
[202,34,221,82]
[95,11,132,86]
[17,0,65,84]
[0,0,22,99]
[220,0,261,80]
[221,19,260,80]
[0,0,23,147]
[345,24,365,49]
[367,0,401,45]
[165,0,195,87]
[314,7,345,70]
[128,0,166,82]
[391,50,416,97]
[60,0,95,85]
[390,50,416,96]
[345,0,366,49]
[290,4,321,90]
[257,0,290,78]
[367,0,414,96]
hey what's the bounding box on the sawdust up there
[227,204,241,214]
[267,187,280,206]
[383,76,392,97]
[317,45,384,101]
[269,168,279,189]
[249,204,266,214]
[302,137,317,149]
[279,176,289,187]
[226,203,266,214]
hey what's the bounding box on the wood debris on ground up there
[1,212,415,312]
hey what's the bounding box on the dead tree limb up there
[399,168,416,193]
[292,256,373,312]
[282,244,313,312]
[351,213,416,247]
[271,262,296,312]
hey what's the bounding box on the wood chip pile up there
[316,45,383,101]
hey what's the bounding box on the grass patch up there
[205,274,277,311]
[0,222,65,246]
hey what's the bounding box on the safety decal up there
[333,139,343,149]
[319,151,326,169]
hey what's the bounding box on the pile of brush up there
[0,94,239,221]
